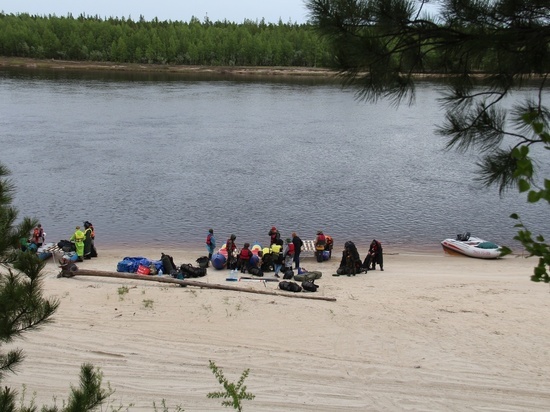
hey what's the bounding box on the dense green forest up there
[0,12,334,67]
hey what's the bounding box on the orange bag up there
[136,264,151,275]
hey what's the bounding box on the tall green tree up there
[0,12,333,67]
[0,162,111,411]
[306,0,550,280]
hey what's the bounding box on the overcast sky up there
[1,0,311,24]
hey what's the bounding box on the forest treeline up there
[0,12,334,67]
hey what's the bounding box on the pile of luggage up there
[116,253,208,279]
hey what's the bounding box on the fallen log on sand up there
[59,267,337,302]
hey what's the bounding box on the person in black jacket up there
[339,241,362,276]
[363,239,384,271]
[226,234,238,270]
[291,232,304,270]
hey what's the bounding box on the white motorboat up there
[441,232,502,259]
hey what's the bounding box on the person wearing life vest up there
[315,230,326,262]
[268,226,281,245]
[226,234,237,270]
[283,238,295,271]
[205,228,216,265]
[83,223,93,259]
[271,238,284,277]
[83,221,98,258]
[32,224,45,247]
[325,235,334,258]
[70,226,85,262]
[238,242,253,273]
[260,246,274,272]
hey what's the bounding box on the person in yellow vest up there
[83,222,93,260]
[84,221,98,258]
[70,226,85,262]
[271,238,284,277]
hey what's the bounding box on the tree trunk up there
[60,268,336,302]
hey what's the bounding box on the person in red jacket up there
[268,226,280,245]
[238,242,253,273]
[315,230,326,262]
[32,224,45,247]
[283,238,295,271]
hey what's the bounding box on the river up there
[0,67,547,253]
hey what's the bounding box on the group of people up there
[20,221,99,263]
[338,239,384,276]
[69,221,98,262]
[205,227,307,277]
[205,227,383,278]
[267,227,304,273]
[20,223,46,252]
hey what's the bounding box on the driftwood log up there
[59,267,337,302]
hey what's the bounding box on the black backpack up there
[302,280,319,292]
[249,267,264,277]
[283,269,294,279]
[261,253,274,272]
[161,253,177,274]
[196,256,209,268]
[278,281,302,293]
[57,239,76,252]
[179,263,207,278]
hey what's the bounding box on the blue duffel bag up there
[117,256,149,273]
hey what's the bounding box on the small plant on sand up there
[153,398,184,411]
[142,299,154,309]
[118,286,129,300]
[18,385,37,410]
[207,360,255,411]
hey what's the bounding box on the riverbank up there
[0,56,339,78]
[5,247,550,411]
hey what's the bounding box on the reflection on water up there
[0,68,547,253]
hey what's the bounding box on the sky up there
[0,0,311,24]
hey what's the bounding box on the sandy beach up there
[4,246,550,411]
